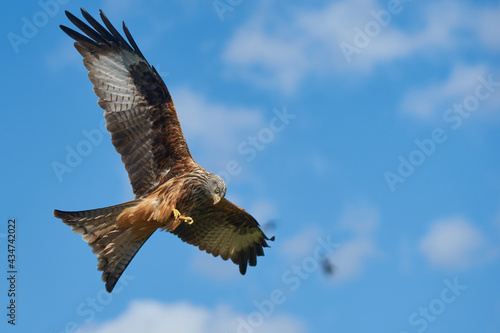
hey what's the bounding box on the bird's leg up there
[172,208,193,225]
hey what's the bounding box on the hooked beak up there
[213,194,221,204]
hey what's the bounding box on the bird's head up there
[206,174,227,205]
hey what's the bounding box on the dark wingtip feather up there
[63,8,140,55]
[249,247,257,267]
[53,209,63,218]
[65,9,77,21]
[239,250,249,275]
[65,9,110,45]
[80,8,115,42]
[122,21,146,60]
[105,277,117,293]
[53,209,74,220]
[60,24,97,45]
[98,9,133,52]
[239,260,247,275]
[261,234,275,248]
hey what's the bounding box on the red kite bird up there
[54,9,274,293]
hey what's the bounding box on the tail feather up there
[54,199,154,292]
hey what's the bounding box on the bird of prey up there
[54,8,274,293]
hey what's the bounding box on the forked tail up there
[54,199,154,292]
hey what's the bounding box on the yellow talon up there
[173,208,193,225]
[173,208,181,220]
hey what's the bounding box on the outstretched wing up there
[61,9,193,198]
[172,198,274,274]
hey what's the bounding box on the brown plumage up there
[54,8,274,293]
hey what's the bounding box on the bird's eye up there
[215,188,220,194]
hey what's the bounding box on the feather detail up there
[54,200,155,292]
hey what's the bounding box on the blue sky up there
[2,0,500,332]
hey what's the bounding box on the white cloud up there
[223,14,309,93]
[173,87,264,159]
[280,226,323,261]
[419,217,497,270]
[295,0,417,69]
[476,7,500,50]
[328,237,380,283]
[79,300,306,333]
[400,63,489,118]
[80,301,208,333]
[338,203,379,235]
[324,203,382,282]
[190,250,239,280]
[222,1,500,93]
[279,204,381,275]
[250,200,277,224]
